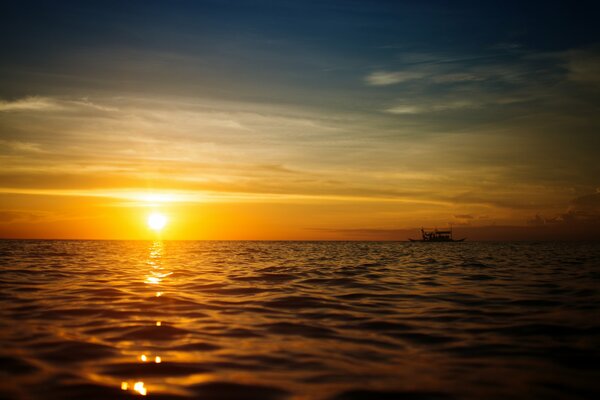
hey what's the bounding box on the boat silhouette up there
[409,227,465,242]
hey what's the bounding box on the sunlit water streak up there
[0,240,599,399]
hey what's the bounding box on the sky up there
[1,0,599,240]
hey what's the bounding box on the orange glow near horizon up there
[0,184,595,241]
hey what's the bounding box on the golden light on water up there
[147,212,168,232]
[121,242,164,396]
[133,381,147,396]
[121,381,147,396]
[139,353,160,363]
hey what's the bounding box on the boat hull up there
[410,227,466,242]
[408,238,465,242]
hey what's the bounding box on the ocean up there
[0,240,598,399]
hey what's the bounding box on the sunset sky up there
[1,0,599,240]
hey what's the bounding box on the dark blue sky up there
[2,0,598,101]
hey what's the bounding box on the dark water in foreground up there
[0,240,599,400]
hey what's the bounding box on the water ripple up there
[0,240,599,399]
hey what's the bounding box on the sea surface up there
[0,240,599,400]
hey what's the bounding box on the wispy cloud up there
[0,96,61,112]
[365,71,426,86]
[0,139,45,153]
[454,214,474,219]
[366,69,489,86]
[0,91,593,226]
[386,100,476,114]
[364,47,562,90]
[0,210,51,223]
[366,46,599,120]
[383,91,541,114]
[566,46,600,85]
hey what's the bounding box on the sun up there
[147,212,168,232]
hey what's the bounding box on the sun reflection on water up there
[134,381,147,396]
[120,240,170,395]
[145,276,161,284]
[121,380,148,396]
